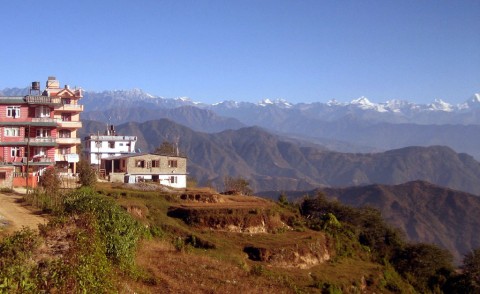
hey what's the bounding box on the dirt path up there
[0,193,47,233]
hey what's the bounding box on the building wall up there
[0,105,29,121]
[85,136,137,165]
[125,154,187,175]
[0,166,14,188]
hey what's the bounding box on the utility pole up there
[25,125,30,193]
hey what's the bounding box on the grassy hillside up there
[261,181,480,265]
[2,183,477,293]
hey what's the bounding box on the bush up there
[0,228,40,292]
[223,176,253,195]
[63,188,143,270]
[35,214,114,293]
[391,243,453,292]
[300,192,405,261]
[77,159,97,187]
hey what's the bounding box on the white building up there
[83,125,137,165]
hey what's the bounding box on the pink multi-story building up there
[0,77,83,185]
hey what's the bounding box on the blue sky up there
[0,1,478,104]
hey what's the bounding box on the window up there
[59,130,71,138]
[59,147,70,155]
[4,127,20,137]
[108,141,115,148]
[61,113,71,121]
[135,160,145,168]
[152,160,160,168]
[170,176,177,184]
[119,143,124,146]
[36,128,51,138]
[95,141,102,148]
[10,147,21,157]
[0,172,6,181]
[168,160,178,168]
[36,106,50,118]
[63,98,71,105]
[6,106,20,118]
[34,147,46,157]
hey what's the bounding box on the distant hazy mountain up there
[80,119,480,195]
[76,89,480,158]
[261,181,480,264]
[79,89,480,125]
[81,105,245,132]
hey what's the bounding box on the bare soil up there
[0,192,47,233]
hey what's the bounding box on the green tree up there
[462,248,480,292]
[278,193,289,206]
[39,167,61,197]
[391,243,454,292]
[223,176,253,195]
[154,141,177,156]
[77,160,97,187]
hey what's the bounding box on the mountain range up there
[80,119,480,196]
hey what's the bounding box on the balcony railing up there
[55,153,79,163]
[30,137,56,143]
[32,117,57,123]
[25,96,61,105]
[57,121,82,128]
[0,137,56,146]
[56,137,81,144]
[55,104,84,112]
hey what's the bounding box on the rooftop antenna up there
[174,135,180,156]
[106,115,112,135]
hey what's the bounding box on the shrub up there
[63,188,143,270]
[0,228,40,292]
[35,214,114,293]
[77,159,97,187]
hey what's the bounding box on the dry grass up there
[131,240,296,294]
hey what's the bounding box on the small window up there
[11,147,21,157]
[119,143,124,146]
[95,141,102,148]
[6,106,20,118]
[36,128,51,138]
[168,160,178,168]
[59,147,70,155]
[152,160,160,168]
[59,130,71,138]
[0,172,6,180]
[135,160,145,168]
[4,127,20,137]
[36,106,50,118]
[34,147,46,157]
[108,141,115,148]
[61,113,71,121]
[170,176,177,184]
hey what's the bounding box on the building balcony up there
[25,96,61,105]
[54,104,84,112]
[55,153,79,163]
[0,137,57,147]
[0,156,54,167]
[57,121,82,129]
[31,117,58,126]
[56,137,81,145]
[0,119,57,127]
